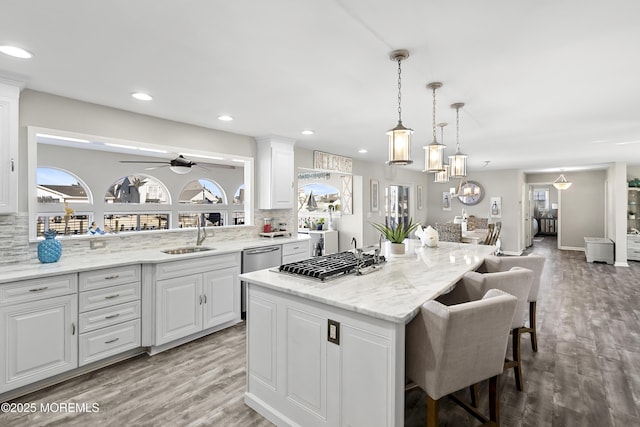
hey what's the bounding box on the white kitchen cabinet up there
[0,82,19,214]
[154,253,241,347]
[78,265,142,366]
[0,274,78,393]
[282,240,311,264]
[256,136,295,209]
[246,285,401,426]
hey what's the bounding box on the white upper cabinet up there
[256,136,295,210]
[0,81,20,214]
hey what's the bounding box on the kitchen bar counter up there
[0,235,310,284]
[240,240,496,323]
[241,240,496,427]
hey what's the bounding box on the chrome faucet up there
[196,216,206,246]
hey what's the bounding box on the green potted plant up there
[371,218,419,255]
[315,218,325,230]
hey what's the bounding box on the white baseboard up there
[559,246,585,251]
[614,261,629,267]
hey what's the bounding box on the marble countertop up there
[240,240,496,324]
[0,235,310,284]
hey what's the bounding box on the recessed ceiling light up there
[301,130,314,135]
[131,92,153,101]
[218,115,233,121]
[0,45,33,59]
[358,149,368,154]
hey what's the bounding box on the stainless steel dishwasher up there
[241,245,282,318]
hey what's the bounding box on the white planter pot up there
[390,243,405,255]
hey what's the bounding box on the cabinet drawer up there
[79,300,141,333]
[79,265,141,291]
[282,242,309,257]
[79,319,141,366]
[156,252,240,280]
[79,282,141,313]
[0,274,77,306]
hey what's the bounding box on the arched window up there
[36,167,92,237]
[179,179,226,204]
[37,167,91,204]
[105,174,170,204]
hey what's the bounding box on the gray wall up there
[526,170,606,249]
[426,169,524,254]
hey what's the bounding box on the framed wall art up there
[370,179,379,212]
[442,192,452,211]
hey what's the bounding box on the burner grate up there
[279,251,384,281]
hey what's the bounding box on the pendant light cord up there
[432,87,437,143]
[455,105,461,152]
[397,58,402,122]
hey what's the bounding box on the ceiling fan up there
[120,155,234,174]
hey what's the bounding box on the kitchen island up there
[239,240,496,427]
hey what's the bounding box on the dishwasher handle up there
[244,246,281,255]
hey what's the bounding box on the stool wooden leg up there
[513,327,524,391]
[529,301,538,352]
[426,395,439,427]
[489,375,500,425]
[469,383,479,408]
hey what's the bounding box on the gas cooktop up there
[278,251,385,281]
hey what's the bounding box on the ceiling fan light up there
[553,174,572,190]
[169,165,192,174]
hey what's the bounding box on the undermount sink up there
[162,247,214,255]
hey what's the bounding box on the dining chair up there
[439,267,533,391]
[482,255,546,352]
[435,223,462,242]
[487,221,502,246]
[406,289,518,427]
[475,217,489,230]
[482,223,495,245]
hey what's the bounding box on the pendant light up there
[386,49,413,165]
[553,174,572,190]
[424,82,445,172]
[449,102,468,178]
[434,122,450,183]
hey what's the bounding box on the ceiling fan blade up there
[120,160,169,164]
[144,165,169,171]
[197,164,235,170]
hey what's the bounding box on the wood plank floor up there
[2,236,639,426]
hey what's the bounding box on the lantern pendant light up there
[424,82,446,172]
[434,122,450,183]
[386,49,413,165]
[449,102,468,178]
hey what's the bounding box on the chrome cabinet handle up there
[11,158,14,172]
[105,313,120,319]
[105,338,119,344]
[203,294,207,304]
[71,323,76,335]
[105,294,120,299]
[29,286,49,292]
[104,275,120,280]
[199,295,203,305]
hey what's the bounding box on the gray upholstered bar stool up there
[441,267,533,391]
[406,289,518,427]
[482,255,546,352]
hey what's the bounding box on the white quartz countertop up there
[0,235,310,284]
[240,240,496,324]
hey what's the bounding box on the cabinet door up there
[270,145,294,209]
[202,267,240,329]
[155,275,203,346]
[0,83,19,214]
[1,294,78,393]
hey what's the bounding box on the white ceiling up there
[1,0,639,173]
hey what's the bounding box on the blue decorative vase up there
[38,230,62,263]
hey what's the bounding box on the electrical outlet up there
[328,319,340,345]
